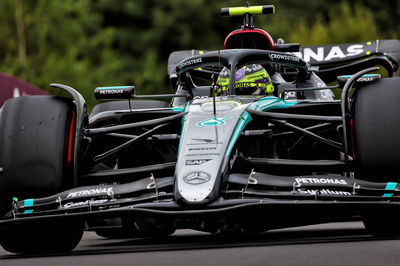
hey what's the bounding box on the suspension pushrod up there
[247,109,342,122]
[273,122,333,137]
[93,123,170,162]
[271,119,343,150]
[85,112,186,136]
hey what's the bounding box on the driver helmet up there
[216,64,274,95]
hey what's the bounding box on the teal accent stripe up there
[249,96,298,112]
[226,112,253,157]
[23,210,33,214]
[340,74,379,78]
[96,86,133,90]
[176,115,187,156]
[171,106,185,112]
[383,182,397,197]
[23,199,34,207]
[176,101,190,156]
[386,182,397,190]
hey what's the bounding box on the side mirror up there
[94,86,135,100]
[337,74,381,88]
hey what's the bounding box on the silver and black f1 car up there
[1,4,400,254]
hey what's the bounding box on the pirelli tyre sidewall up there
[352,77,400,181]
[0,96,76,208]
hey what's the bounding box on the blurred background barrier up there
[0,73,47,107]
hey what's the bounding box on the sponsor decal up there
[293,44,364,62]
[295,177,347,185]
[188,142,223,146]
[99,89,124,94]
[63,199,108,209]
[183,172,211,185]
[67,187,114,198]
[186,153,220,157]
[197,117,233,127]
[192,138,216,143]
[319,90,329,100]
[178,58,202,69]
[270,53,300,62]
[357,77,374,82]
[283,91,297,100]
[185,159,212,165]
[235,82,258,88]
[245,64,263,72]
[188,139,223,146]
[189,147,217,151]
[298,188,352,196]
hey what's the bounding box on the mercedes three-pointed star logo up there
[183,172,211,185]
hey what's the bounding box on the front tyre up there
[0,96,77,204]
[363,211,400,237]
[353,78,400,237]
[0,221,85,254]
[0,96,83,254]
[352,77,400,181]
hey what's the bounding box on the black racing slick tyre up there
[0,96,76,208]
[363,211,400,237]
[0,221,85,254]
[352,77,400,181]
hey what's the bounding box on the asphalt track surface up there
[1,221,400,266]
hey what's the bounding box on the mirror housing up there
[95,86,135,100]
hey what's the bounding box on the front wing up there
[2,173,400,229]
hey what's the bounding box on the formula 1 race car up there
[1,4,400,254]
